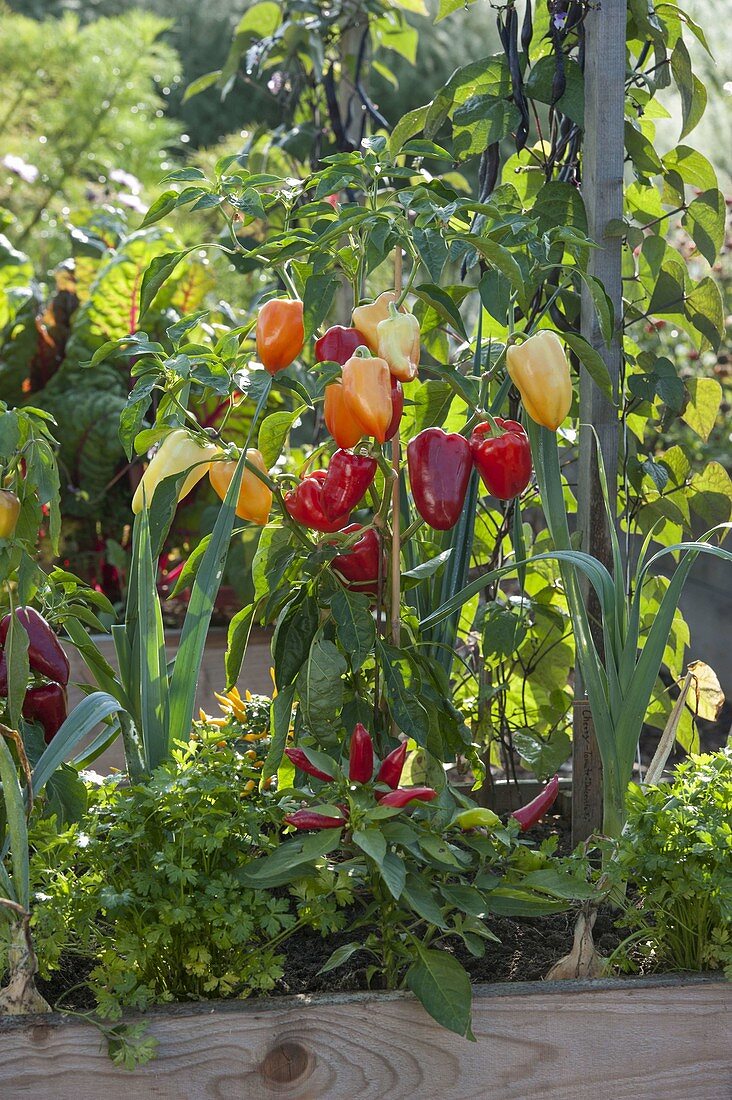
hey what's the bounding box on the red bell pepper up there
[320,449,377,522]
[284,470,351,532]
[406,428,472,531]
[470,417,533,501]
[385,378,404,442]
[511,775,560,831]
[284,809,348,830]
[348,723,374,783]
[331,524,382,594]
[22,682,67,743]
[376,741,407,789]
[284,748,335,783]
[379,786,437,808]
[315,326,367,365]
[0,607,70,686]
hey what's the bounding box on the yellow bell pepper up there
[377,304,420,382]
[506,330,573,431]
[132,429,219,515]
[209,449,272,526]
[341,351,392,444]
[352,290,402,352]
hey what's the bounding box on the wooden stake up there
[574,0,626,844]
[390,246,403,651]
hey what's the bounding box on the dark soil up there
[31,812,626,1015]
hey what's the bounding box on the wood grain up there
[574,0,628,843]
[0,977,728,1099]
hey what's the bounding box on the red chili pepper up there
[511,775,560,831]
[385,378,404,442]
[406,428,472,531]
[0,607,70,686]
[284,748,335,783]
[331,524,382,594]
[348,723,374,783]
[284,809,348,830]
[314,326,367,365]
[284,470,351,532]
[22,682,68,743]
[470,417,533,501]
[376,741,407,789]
[0,652,7,696]
[379,786,437,808]
[320,449,377,522]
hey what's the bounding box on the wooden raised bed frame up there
[0,975,728,1098]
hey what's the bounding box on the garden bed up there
[0,975,728,1099]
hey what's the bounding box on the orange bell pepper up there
[324,381,365,449]
[341,351,392,444]
[352,291,403,352]
[256,298,304,374]
[209,449,272,525]
[377,304,420,381]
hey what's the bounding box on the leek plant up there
[423,423,732,837]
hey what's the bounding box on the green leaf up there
[682,190,726,266]
[377,641,430,744]
[261,683,295,783]
[379,849,406,900]
[225,603,255,690]
[353,828,386,866]
[303,273,338,340]
[257,407,304,468]
[296,638,346,737]
[533,181,588,235]
[390,104,429,154]
[330,588,375,673]
[241,831,341,889]
[482,887,569,916]
[402,549,452,582]
[670,38,706,140]
[139,190,180,229]
[563,332,614,402]
[32,692,125,795]
[406,949,475,1040]
[5,615,29,732]
[273,593,319,690]
[521,868,595,900]
[685,276,724,352]
[525,57,584,125]
[167,449,248,741]
[413,228,448,283]
[412,283,467,340]
[139,249,194,320]
[403,875,449,928]
[317,942,362,975]
[183,69,222,103]
[0,735,28,909]
[688,463,732,527]
[682,377,722,442]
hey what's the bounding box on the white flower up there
[2,154,39,183]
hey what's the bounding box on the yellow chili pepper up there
[452,807,501,831]
[377,304,420,382]
[352,290,402,352]
[209,449,272,526]
[341,351,392,444]
[132,429,219,515]
[505,330,573,432]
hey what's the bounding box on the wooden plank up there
[574,0,627,844]
[0,977,728,1099]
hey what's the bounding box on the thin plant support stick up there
[390,245,403,651]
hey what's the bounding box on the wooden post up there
[390,246,403,652]
[573,0,626,844]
